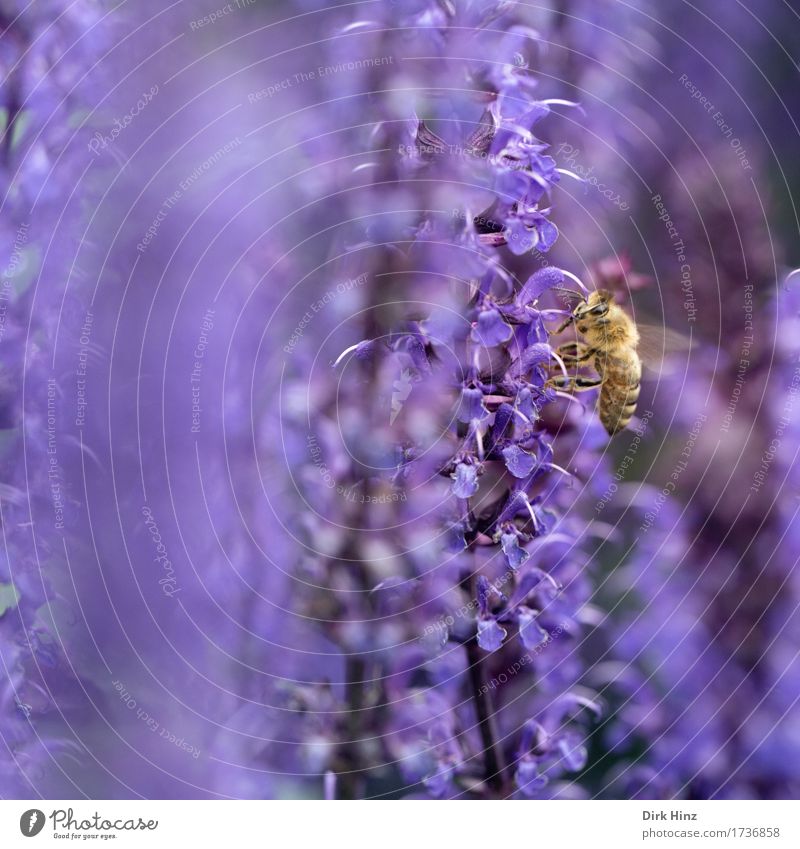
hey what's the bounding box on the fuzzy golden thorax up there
[573,289,639,352]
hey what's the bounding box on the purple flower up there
[516,758,549,796]
[452,460,480,498]
[504,210,559,255]
[502,444,537,478]
[477,619,508,652]
[518,608,550,650]
[499,527,530,570]
[457,385,489,423]
[519,267,566,305]
[471,308,513,347]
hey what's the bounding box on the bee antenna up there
[553,286,585,301]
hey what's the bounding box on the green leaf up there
[10,109,33,150]
[0,582,20,617]
[68,107,92,130]
[4,244,40,298]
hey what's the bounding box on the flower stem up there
[336,655,367,800]
[463,571,507,796]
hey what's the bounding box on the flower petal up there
[516,387,537,418]
[520,342,552,370]
[502,444,537,478]
[471,308,513,347]
[452,462,479,498]
[519,267,565,304]
[504,217,537,255]
[457,386,488,423]
[477,618,507,651]
[518,608,549,649]
[489,403,515,448]
[515,759,548,796]
[536,218,558,251]
[423,763,454,798]
[558,733,588,772]
[500,531,529,570]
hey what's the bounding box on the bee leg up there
[551,316,575,335]
[547,375,604,392]
[555,342,594,365]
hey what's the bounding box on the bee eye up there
[589,303,608,316]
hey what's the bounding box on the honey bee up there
[549,289,642,435]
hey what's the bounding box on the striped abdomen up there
[595,351,641,435]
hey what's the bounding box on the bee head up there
[575,289,613,319]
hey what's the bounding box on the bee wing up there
[465,109,496,156]
[415,120,447,160]
[637,322,696,375]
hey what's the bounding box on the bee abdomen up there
[599,379,640,435]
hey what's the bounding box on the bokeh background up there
[1,0,799,799]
